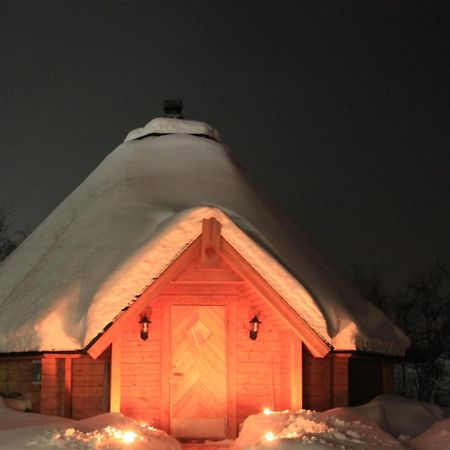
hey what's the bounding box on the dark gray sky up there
[1,1,449,286]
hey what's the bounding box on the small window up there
[32,360,41,384]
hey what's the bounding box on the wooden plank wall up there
[303,349,352,410]
[118,303,163,427]
[302,347,332,411]
[304,350,393,410]
[41,354,107,418]
[72,354,109,419]
[280,334,293,409]
[235,283,285,424]
[0,357,41,412]
[280,331,302,410]
[115,254,243,429]
[61,246,310,432]
[382,361,394,393]
[348,357,394,406]
[113,254,304,436]
[332,354,350,407]
[41,357,60,415]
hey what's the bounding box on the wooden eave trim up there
[220,238,331,358]
[86,236,202,359]
[0,354,44,360]
[0,350,83,358]
[331,352,353,359]
[331,350,404,361]
[42,353,82,359]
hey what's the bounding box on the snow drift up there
[1,394,450,449]
[0,397,180,449]
[234,395,450,449]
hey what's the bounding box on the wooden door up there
[171,305,227,439]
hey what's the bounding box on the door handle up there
[173,372,184,377]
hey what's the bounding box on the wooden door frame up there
[160,296,238,439]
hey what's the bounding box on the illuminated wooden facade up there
[0,217,394,439]
[85,217,330,439]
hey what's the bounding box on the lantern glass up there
[139,315,152,341]
[249,315,262,340]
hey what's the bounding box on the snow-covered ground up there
[0,397,180,449]
[234,395,450,449]
[1,394,449,449]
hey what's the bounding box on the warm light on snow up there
[264,431,276,441]
[263,408,273,415]
[113,430,137,444]
[1,395,450,449]
[0,402,183,449]
[139,422,157,431]
[235,396,444,449]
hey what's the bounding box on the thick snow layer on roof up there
[0,118,409,354]
[125,117,220,142]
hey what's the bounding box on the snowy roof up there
[124,117,220,142]
[0,117,409,355]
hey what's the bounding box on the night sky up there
[1,1,449,287]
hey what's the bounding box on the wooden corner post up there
[64,357,73,417]
[110,339,122,412]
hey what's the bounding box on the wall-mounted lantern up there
[139,314,152,341]
[249,315,262,340]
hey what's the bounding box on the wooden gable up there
[85,217,330,437]
[87,217,329,360]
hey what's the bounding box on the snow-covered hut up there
[0,114,409,439]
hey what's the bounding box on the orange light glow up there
[139,423,157,431]
[113,430,138,444]
[263,407,272,415]
[265,431,275,441]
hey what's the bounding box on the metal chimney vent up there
[164,99,183,119]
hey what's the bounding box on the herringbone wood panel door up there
[171,305,227,439]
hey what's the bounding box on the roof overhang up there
[86,217,331,359]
